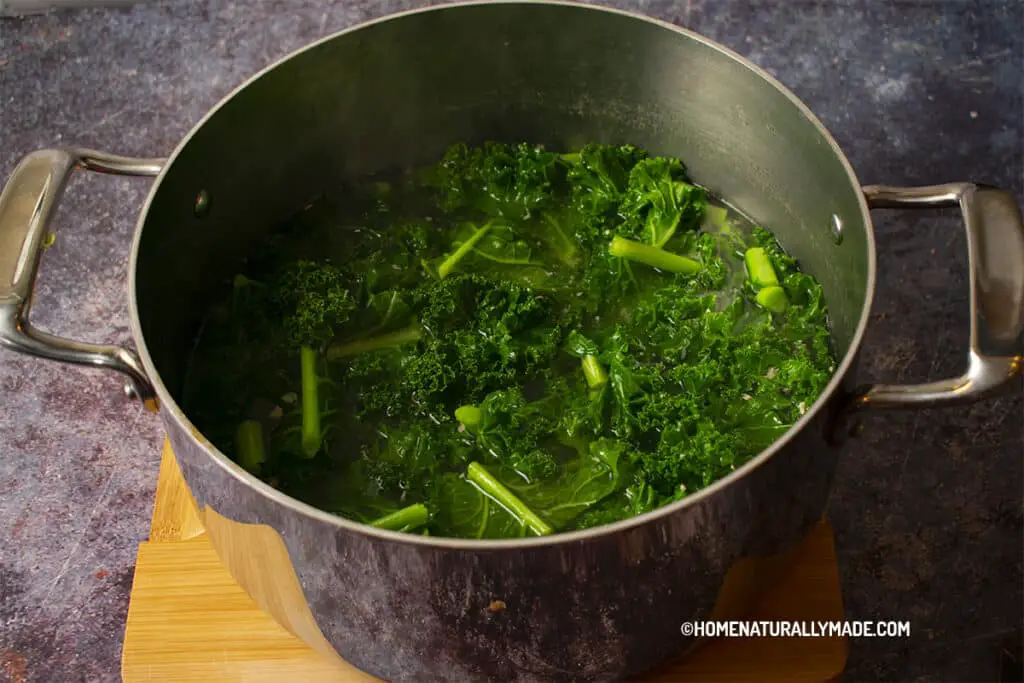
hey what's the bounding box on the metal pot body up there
[163,402,840,682]
[141,5,868,680]
[1,3,1021,683]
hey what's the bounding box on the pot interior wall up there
[134,2,870,402]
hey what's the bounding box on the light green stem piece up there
[300,346,321,458]
[581,355,608,389]
[744,247,780,288]
[455,405,483,431]
[370,503,430,532]
[609,236,701,275]
[326,326,422,361]
[467,462,554,536]
[439,221,493,279]
[756,285,789,313]
[235,420,265,474]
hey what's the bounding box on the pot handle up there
[850,182,1024,411]
[0,148,165,412]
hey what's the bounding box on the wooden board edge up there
[149,439,205,542]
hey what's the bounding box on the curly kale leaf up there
[359,420,471,497]
[690,232,731,291]
[413,272,556,338]
[562,327,660,441]
[431,142,567,220]
[263,221,441,352]
[581,245,640,303]
[618,157,708,248]
[628,288,720,363]
[459,387,560,482]
[566,143,646,213]
[564,330,601,358]
[781,272,833,365]
[347,274,572,419]
[564,143,648,244]
[269,260,357,349]
[747,227,832,369]
[623,284,832,497]
[641,419,742,495]
[570,461,666,529]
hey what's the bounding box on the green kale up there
[751,225,800,276]
[618,157,708,248]
[265,262,361,457]
[564,143,648,244]
[343,273,572,421]
[269,260,356,349]
[431,142,566,220]
[505,436,635,529]
[359,420,465,495]
[690,232,731,291]
[183,140,839,540]
[433,473,532,539]
[456,387,560,482]
[581,245,640,302]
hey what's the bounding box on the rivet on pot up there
[829,214,843,245]
[123,382,139,401]
[194,190,211,218]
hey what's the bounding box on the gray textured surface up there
[0,1,1020,682]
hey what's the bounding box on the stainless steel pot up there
[1,3,1022,681]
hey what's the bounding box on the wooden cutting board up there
[122,441,848,682]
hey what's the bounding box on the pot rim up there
[127,0,877,550]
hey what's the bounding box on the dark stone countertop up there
[0,1,1020,681]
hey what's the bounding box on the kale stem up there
[609,236,701,275]
[455,405,483,431]
[581,355,608,389]
[467,462,553,536]
[756,285,789,313]
[235,420,265,474]
[746,247,788,311]
[326,325,422,361]
[744,247,781,288]
[439,221,493,279]
[300,346,322,458]
[370,503,430,532]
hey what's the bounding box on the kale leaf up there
[618,157,708,248]
[431,142,567,220]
